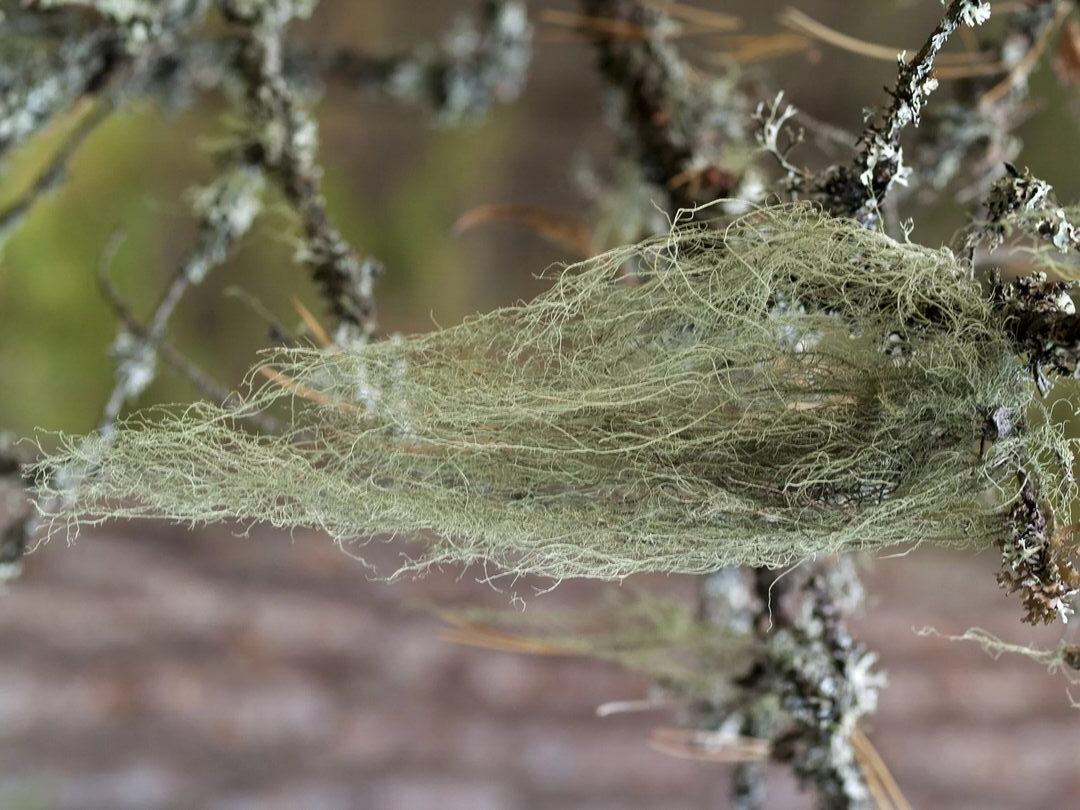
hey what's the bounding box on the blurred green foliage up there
[0,93,522,436]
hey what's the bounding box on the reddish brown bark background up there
[1,526,1075,810]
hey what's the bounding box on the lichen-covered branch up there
[2,0,534,343]
[0,1,229,244]
[96,165,264,429]
[963,166,1080,625]
[221,0,380,343]
[702,561,883,809]
[976,168,1080,393]
[314,0,531,125]
[767,562,884,809]
[580,0,742,213]
[909,0,1066,203]
[0,434,34,583]
[814,0,993,222]
[0,6,113,160]
[975,164,1080,256]
[994,270,1080,388]
[0,0,217,159]
[998,470,1079,624]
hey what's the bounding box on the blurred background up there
[1,1,1079,808]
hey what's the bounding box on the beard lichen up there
[31,205,1079,584]
[436,588,751,702]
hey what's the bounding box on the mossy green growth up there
[33,205,1077,579]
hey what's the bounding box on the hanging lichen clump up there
[32,205,1079,587]
[437,588,753,702]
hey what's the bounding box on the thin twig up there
[95,232,278,432]
[0,100,111,245]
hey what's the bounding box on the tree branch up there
[815,0,993,223]
[223,0,381,343]
[580,0,740,213]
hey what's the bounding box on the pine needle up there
[648,727,771,762]
[779,7,1006,78]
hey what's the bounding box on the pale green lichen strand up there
[33,206,1077,580]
